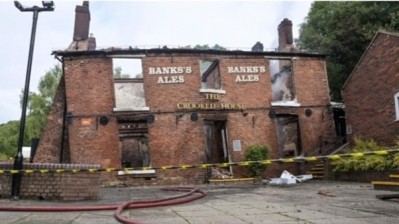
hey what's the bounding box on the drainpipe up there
[59,61,67,163]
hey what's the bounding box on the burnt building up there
[342,31,399,146]
[33,3,337,184]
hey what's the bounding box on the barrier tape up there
[1,148,399,175]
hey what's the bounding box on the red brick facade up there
[342,31,399,146]
[34,48,336,184]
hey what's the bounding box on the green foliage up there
[331,137,396,172]
[393,154,399,168]
[0,120,20,157]
[0,64,61,157]
[193,44,226,50]
[245,145,270,177]
[20,64,62,146]
[113,66,130,78]
[0,152,12,161]
[297,1,399,100]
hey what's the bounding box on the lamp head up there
[42,1,54,8]
[14,1,24,11]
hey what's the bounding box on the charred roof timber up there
[52,47,325,58]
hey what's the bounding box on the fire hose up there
[0,186,206,224]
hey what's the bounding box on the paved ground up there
[0,180,398,224]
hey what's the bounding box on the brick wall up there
[342,32,399,146]
[34,75,68,163]
[37,50,336,184]
[63,56,120,168]
[0,163,101,201]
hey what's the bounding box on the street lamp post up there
[11,1,54,201]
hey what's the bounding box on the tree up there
[297,1,399,100]
[0,121,20,158]
[194,44,226,50]
[22,64,62,145]
[113,66,130,78]
[0,64,62,159]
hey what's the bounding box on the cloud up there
[0,1,312,124]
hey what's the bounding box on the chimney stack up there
[251,42,264,52]
[277,18,298,52]
[67,1,96,51]
[73,1,90,41]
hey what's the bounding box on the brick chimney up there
[251,41,264,52]
[67,1,96,51]
[73,1,90,41]
[277,18,298,52]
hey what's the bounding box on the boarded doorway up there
[118,120,150,168]
[204,120,231,181]
[275,115,302,157]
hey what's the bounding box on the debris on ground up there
[317,190,336,197]
[263,170,313,185]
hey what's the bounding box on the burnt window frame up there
[111,56,149,112]
[199,59,226,94]
[268,57,299,107]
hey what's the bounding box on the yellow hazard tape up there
[327,155,341,160]
[374,150,388,155]
[200,164,212,168]
[304,156,318,161]
[281,158,295,163]
[350,152,364,157]
[261,160,272,165]
[0,148,398,175]
[180,165,194,169]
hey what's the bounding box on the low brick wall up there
[0,163,101,201]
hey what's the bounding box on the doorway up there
[118,120,150,168]
[275,115,302,157]
[204,120,231,180]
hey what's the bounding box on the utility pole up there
[11,1,55,201]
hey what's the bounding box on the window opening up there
[200,60,224,93]
[269,59,296,104]
[113,58,148,111]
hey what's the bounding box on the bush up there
[0,152,11,161]
[245,145,270,177]
[331,137,395,172]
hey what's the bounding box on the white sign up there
[148,66,192,74]
[227,66,265,83]
[148,66,192,84]
[233,140,241,152]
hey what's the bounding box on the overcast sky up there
[0,0,313,124]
